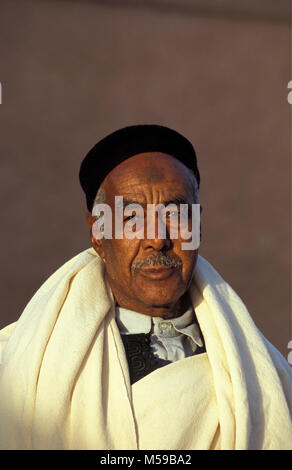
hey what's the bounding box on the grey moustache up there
[132,253,182,272]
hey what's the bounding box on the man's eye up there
[124,214,141,222]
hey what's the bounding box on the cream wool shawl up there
[0,247,291,450]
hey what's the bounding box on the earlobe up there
[91,235,104,259]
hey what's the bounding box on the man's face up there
[88,152,199,318]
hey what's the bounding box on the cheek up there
[176,245,198,281]
[103,239,139,277]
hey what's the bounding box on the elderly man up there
[0,125,291,450]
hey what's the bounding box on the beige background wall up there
[0,0,291,356]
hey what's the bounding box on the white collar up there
[115,305,203,348]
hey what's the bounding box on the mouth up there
[139,266,176,280]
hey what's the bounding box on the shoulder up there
[0,322,17,359]
[0,322,17,342]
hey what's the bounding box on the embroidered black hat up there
[79,124,200,211]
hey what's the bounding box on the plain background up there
[0,0,291,357]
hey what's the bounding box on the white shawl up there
[0,247,291,449]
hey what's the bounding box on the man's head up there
[80,126,201,318]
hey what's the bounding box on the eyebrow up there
[120,195,190,208]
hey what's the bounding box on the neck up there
[115,292,190,319]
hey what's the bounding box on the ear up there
[86,211,105,259]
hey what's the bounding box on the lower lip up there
[139,267,175,280]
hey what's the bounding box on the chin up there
[137,289,182,309]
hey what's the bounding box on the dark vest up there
[121,330,206,385]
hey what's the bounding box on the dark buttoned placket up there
[120,332,172,384]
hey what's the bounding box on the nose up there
[141,211,171,251]
[141,235,171,251]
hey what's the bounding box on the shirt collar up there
[115,305,203,348]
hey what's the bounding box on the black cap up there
[79,124,200,211]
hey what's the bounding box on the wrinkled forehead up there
[104,152,194,197]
